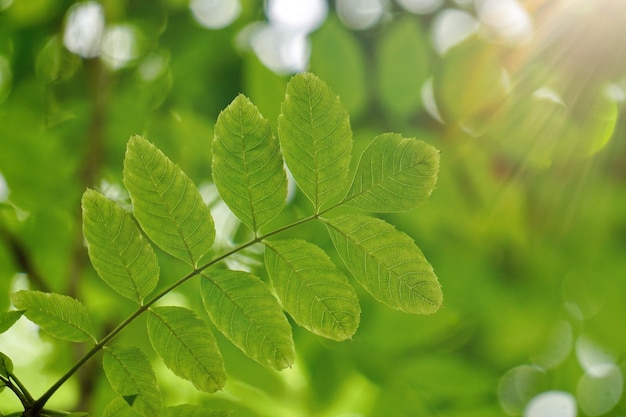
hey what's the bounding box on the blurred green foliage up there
[1,0,626,416]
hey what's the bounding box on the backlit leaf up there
[343,133,439,212]
[213,94,287,232]
[103,346,161,417]
[11,291,95,342]
[278,73,352,211]
[161,405,231,417]
[264,239,360,341]
[147,306,226,393]
[0,310,23,334]
[82,189,159,303]
[324,215,442,314]
[123,135,215,266]
[200,270,294,370]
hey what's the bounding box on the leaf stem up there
[1,374,30,408]
[9,372,34,404]
[32,213,319,413]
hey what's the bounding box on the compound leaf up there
[343,133,439,212]
[0,310,24,334]
[123,135,215,266]
[213,94,287,232]
[147,306,226,393]
[264,239,360,341]
[200,270,294,370]
[278,73,352,211]
[11,291,95,342]
[161,405,231,417]
[103,346,161,417]
[82,189,159,303]
[324,215,442,314]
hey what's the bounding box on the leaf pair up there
[214,73,442,324]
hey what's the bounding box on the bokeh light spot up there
[250,24,309,74]
[397,0,444,15]
[101,24,139,70]
[577,364,623,416]
[576,337,615,377]
[431,8,478,55]
[531,320,573,369]
[190,0,241,29]
[266,0,327,32]
[0,171,9,202]
[336,0,386,30]
[62,1,105,58]
[524,391,577,417]
[498,365,548,416]
[476,0,532,44]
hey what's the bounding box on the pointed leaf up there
[0,352,12,377]
[343,133,440,212]
[278,73,352,211]
[103,398,140,417]
[264,239,360,341]
[200,270,294,370]
[123,135,215,266]
[103,346,161,417]
[213,94,287,232]
[11,291,95,342]
[0,310,24,334]
[324,215,442,314]
[161,405,231,417]
[147,306,226,393]
[82,189,159,303]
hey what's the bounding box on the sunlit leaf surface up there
[278,73,352,211]
[0,310,24,334]
[123,135,215,266]
[103,346,161,417]
[11,291,95,342]
[213,94,287,232]
[344,133,439,212]
[147,306,226,393]
[325,215,442,314]
[200,270,294,370]
[82,189,159,303]
[264,239,360,341]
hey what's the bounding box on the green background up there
[1,1,626,416]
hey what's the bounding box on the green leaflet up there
[213,94,287,233]
[343,133,440,212]
[0,352,12,377]
[376,16,430,119]
[147,306,226,393]
[161,405,231,417]
[102,346,161,417]
[0,310,24,334]
[10,291,95,342]
[264,239,360,341]
[278,73,352,211]
[200,270,294,370]
[103,398,139,417]
[81,189,159,304]
[324,215,442,314]
[123,135,215,266]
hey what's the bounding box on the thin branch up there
[31,213,319,413]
